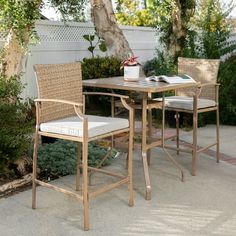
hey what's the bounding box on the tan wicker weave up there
[34,62,83,123]
[176,57,220,100]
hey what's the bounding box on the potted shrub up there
[122,55,140,81]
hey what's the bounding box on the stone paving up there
[0,125,236,236]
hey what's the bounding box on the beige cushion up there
[40,115,129,138]
[154,96,216,110]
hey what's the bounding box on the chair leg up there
[76,143,82,191]
[111,97,115,149]
[126,108,135,169]
[216,107,220,163]
[176,112,180,155]
[147,108,152,166]
[192,112,198,176]
[82,141,89,231]
[128,129,134,207]
[32,130,39,209]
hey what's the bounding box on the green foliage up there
[81,56,123,114]
[115,0,158,26]
[82,56,123,80]
[38,140,117,176]
[83,33,107,58]
[154,0,175,44]
[0,0,41,46]
[185,0,236,59]
[48,0,88,22]
[218,55,236,125]
[154,0,196,60]
[143,51,176,76]
[0,74,33,174]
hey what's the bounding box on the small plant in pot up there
[121,54,141,81]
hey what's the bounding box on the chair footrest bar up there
[88,167,126,178]
[146,140,162,150]
[165,142,217,154]
[197,142,217,153]
[164,145,192,153]
[89,178,129,199]
[35,179,83,200]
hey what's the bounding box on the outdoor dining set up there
[31,57,220,230]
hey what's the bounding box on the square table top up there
[83,76,198,93]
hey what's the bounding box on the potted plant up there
[121,55,140,81]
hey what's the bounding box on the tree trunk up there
[169,0,195,61]
[169,0,185,59]
[0,174,32,197]
[90,0,133,59]
[1,0,42,78]
[2,30,30,78]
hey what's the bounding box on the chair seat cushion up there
[154,96,216,110]
[40,115,129,138]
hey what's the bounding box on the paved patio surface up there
[1,125,236,236]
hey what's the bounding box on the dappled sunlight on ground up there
[122,204,236,236]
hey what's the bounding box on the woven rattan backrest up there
[176,57,220,99]
[34,62,83,123]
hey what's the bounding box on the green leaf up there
[99,41,107,52]
[90,35,95,41]
[83,34,90,41]
[88,46,95,53]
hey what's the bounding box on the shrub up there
[38,140,117,176]
[218,55,236,125]
[81,56,122,80]
[81,56,123,115]
[143,51,176,76]
[0,74,33,175]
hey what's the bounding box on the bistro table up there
[83,76,197,200]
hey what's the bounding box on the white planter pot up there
[124,66,140,81]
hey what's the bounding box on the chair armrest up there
[83,92,129,99]
[83,91,133,112]
[34,98,83,107]
[83,92,134,123]
[200,83,220,88]
[34,98,85,120]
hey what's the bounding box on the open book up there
[145,74,196,84]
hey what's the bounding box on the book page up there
[145,76,161,82]
[163,74,195,84]
[145,74,195,84]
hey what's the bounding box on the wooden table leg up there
[141,93,151,200]
[147,93,152,166]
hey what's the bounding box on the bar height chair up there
[154,57,220,175]
[32,62,134,231]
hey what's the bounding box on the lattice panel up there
[36,23,96,42]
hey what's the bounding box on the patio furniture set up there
[32,57,220,230]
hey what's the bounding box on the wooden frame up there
[32,63,134,231]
